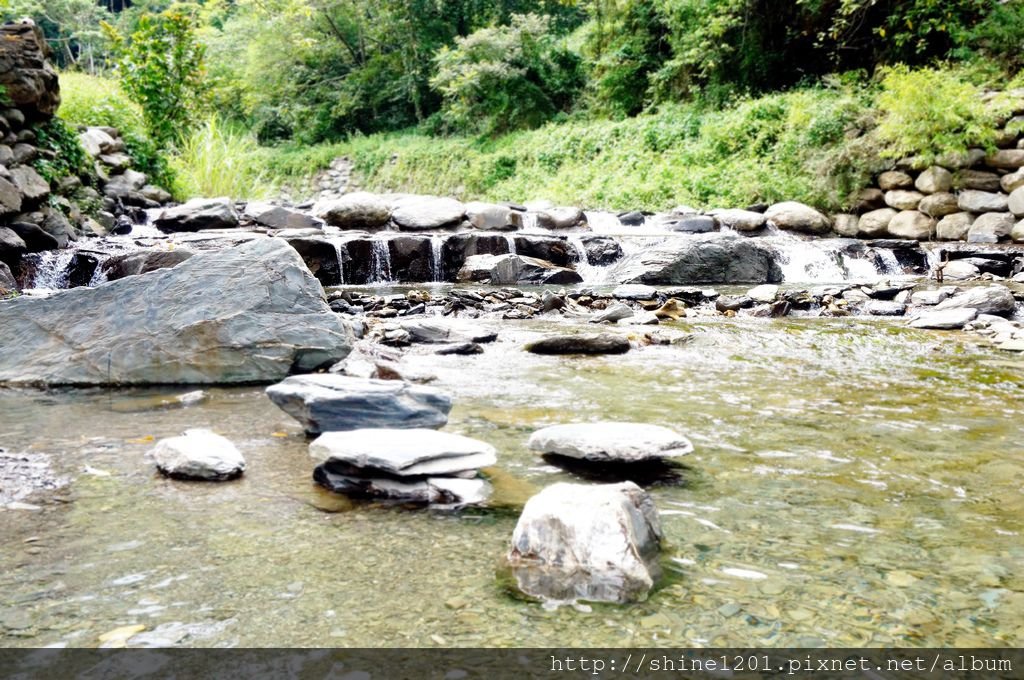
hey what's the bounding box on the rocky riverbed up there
[1,278,1023,646]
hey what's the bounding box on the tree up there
[103,8,207,145]
[431,13,583,134]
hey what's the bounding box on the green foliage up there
[431,14,583,135]
[31,116,90,183]
[256,84,871,211]
[874,65,1008,163]
[169,116,274,200]
[56,70,175,189]
[1,0,113,69]
[103,9,207,146]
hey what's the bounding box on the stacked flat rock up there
[528,422,694,463]
[310,428,495,505]
[265,374,452,435]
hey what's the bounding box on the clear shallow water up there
[1,310,1023,648]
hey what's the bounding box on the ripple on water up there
[0,312,1022,646]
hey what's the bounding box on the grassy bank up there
[56,66,1016,211]
[256,86,873,212]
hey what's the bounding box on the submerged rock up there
[265,375,451,434]
[525,333,630,355]
[0,238,351,385]
[506,482,663,604]
[528,422,693,462]
[149,429,245,481]
[311,428,495,476]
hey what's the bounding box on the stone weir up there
[8,190,1024,293]
[0,194,960,292]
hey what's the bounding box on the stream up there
[1,302,1022,647]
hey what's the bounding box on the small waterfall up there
[875,249,903,277]
[332,240,347,285]
[27,249,76,290]
[369,238,393,284]
[88,260,109,287]
[584,211,628,235]
[566,234,605,284]
[429,236,444,283]
[504,234,517,256]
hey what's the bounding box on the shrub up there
[431,14,583,135]
[103,9,207,146]
[874,65,1009,163]
[32,116,90,184]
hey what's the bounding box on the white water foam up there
[27,249,76,290]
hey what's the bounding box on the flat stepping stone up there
[310,428,496,476]
[265,375,451,435]
[528,422,693,462]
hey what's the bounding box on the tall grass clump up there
[170,117,275,200]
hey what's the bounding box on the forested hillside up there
[6,0,1023,208]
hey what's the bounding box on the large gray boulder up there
[457,253,582,285]
[465,202,515,231]
[391,196,464,231]
[934,285,1017,317]
[528,422,693,463]
[316,192,391,230]
[919,193,960,218]
[958,190,1008,213]
[886,210,935,240]
[936,212,974,241]
[967,213,1015,244]
[765,201,830,235]
[0,261,15,291]
[915,166,953,194]
[857,208,897,237]
[506,482,663,604]
[153,197,239,232]
[243,201,320,230]
[607,235,781,285]
[149,429,246,481]
[711,208,767,232]
[0,238,351,385]
[265,375,452,434]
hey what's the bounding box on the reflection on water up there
[1,312,1023,647]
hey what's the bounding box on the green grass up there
[170,117,276,200]
[248,86,874,211]
[57,71,148,138]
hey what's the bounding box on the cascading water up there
[504,234,517,256]
[332,240,347,285]
[27,249,76,290]
[429,236,444,283]
[874,249,903,277]
[369,238,393,284]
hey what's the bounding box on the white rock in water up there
[149,429,245,481]
[528,422,693,462]
[908,308,978,330]
[310,428,496,476]
[747,284,779,302]
[507,482,663,603]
